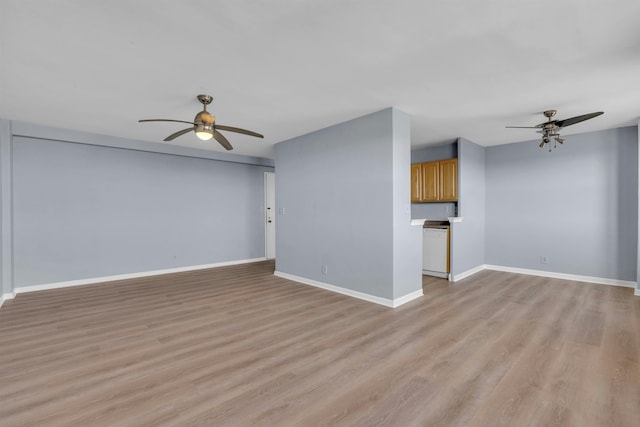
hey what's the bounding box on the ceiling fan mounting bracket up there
[543,110,556,120]
[197,94,213,106]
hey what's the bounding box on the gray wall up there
[411,202,457,220]
[451,137,486,277]
[411,142,457,163]
[2,120,273,289]
[275,108,421,300]
[485,126,638,281]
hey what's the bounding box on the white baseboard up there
[635,288,640,297]
[14,257,266,295]
[0,292,16,308]
[484,265,637,289]
[273,271,423,308]
[452,264,486,282]
[392,289,424,307]
[423,270,448,279]
[451,264,637,291]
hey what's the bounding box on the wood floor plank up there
[1,261,638,426]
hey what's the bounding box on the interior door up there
[264,172,276,259]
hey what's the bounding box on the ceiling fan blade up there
[532,119,560,128]
[215,124,264,138]
[505,126,541,129]
[213,130,233,150]
[164,127,194,141]
[555,112,603,128]
[139,119,195,125]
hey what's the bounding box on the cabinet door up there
[439,158,458,201]
[410,164,422,202]
[421,162,440,202]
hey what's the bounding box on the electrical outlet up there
[540,256,548,264]
[322,264,328,275]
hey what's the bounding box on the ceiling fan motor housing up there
[194,111,215,126]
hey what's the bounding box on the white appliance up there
[423,226,449,278]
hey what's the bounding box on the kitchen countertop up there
[411,217,463,226]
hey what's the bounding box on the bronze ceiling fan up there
[139,94,263,150]
[506,110,603,151]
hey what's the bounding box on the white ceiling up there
[2,0,640,159]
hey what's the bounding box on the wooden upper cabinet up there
[410,158,458,203]
[421,162,440,202]
[439,158,458,201]
[410,164,422,202]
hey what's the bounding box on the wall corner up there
[0,119,14,296]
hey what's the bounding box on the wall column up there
[0,119,14,302]
[637,120,640,297]
[274,108,422,307]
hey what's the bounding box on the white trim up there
[410,219,426,226]
[635,288,640,297]
[0,292,16,308]
[451,264,638,290]
[14,258,266,294]
[273,271,423,308]
[392,289,424,307]
[484,265,637,289]
[448,216,463,223]
[452,264,486,282]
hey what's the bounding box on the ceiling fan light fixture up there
[195,132,213,141]
[195,125,213,141]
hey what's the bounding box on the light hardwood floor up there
[1,261,639,426]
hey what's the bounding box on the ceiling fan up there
[138,94,263,150]
[506,110,603,151]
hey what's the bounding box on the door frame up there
[264,171,276,259]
